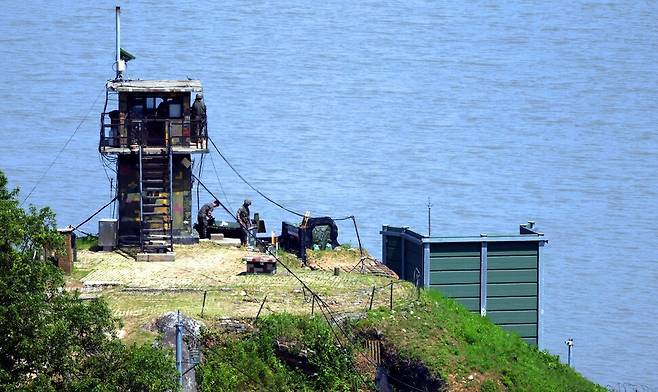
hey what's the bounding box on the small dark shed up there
[381,222,547,346]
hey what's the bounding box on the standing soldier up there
[191,93,207,147]
[197,199,220,239]
[236,199,252,246]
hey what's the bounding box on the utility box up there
[381,222,547,347]
[99,219,118,251]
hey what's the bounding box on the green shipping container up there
[381,222,547,347]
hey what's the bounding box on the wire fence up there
[606,384,658,392]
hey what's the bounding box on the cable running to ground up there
[193,175,425,390]
[21,88,105,206]
[208,137,305,217]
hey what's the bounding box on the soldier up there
[197,199,220,239]
[191,93,206,145]
[236,199,252,246]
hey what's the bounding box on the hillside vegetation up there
[196,290,604,391]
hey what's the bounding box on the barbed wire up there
[606,383,658,392]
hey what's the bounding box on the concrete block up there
[136,252,176,262]
[211,238,241,247]
[210,233,225,241]
[245,254,277,274]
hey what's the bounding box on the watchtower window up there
[146,97,163,110]
[169,103,182,118]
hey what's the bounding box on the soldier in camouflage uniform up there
[236,199,252,246]
[197,199,219,239]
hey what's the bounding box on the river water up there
[1,1,657,387]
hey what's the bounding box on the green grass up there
[359,290,605,392]
[197,314,365,392]
[76,235,99,251]
[70,265,94,280]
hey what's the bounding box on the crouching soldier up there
[197,199,220,239]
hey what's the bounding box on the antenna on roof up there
[115,6,125,80]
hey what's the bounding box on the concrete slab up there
[210,233,225,241]
[136,252,176,262]
[211,238,241,247]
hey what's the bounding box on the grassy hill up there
[196,290,604,392]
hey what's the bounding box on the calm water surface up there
[1,1,657,387]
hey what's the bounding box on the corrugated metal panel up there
[487,297,537,311]
[384,235,402,274]
[430,284,480,297]
[383,225,544,345]
[430,242,480,257]
[453,298,480,311]
[430,256,480,271]
[499,324,537,338]
[485,241,538,340]
[403,236,424,284]
[487,269,537,283]
[107,79,202,92]
[488,241,537,256]
[430,271,480,285]
[488,255,537,269]
[487,283,537,297]
[487,310,536,324]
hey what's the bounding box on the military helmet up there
[244,199,251,206]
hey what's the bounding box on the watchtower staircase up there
[138,147,174,254]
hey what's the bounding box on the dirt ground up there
[69,242,413,343]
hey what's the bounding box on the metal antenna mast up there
[115,6,125,80]
[427,197,432,236]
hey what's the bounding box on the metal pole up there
[138,146,144,252]
[175,311,183,386]
[311,295,315,315]
[256,295,267,320]
[389,282,393,310]
[369,286,376,311]
[566,338,573,367]
[351,216,364,258]
[168,143,174,252]
[201,290,207,318]
[115,6,121,80]
[427,197,432,237]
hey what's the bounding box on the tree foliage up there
[0,170,179,391]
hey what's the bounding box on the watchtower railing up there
[99,113,208,152]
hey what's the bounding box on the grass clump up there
[76,234,99,251]
[360,290,605,392]
[197,314,365,391]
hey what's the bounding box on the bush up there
[197,314,364,391]
[0,170,178,391]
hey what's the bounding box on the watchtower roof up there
[106,79,203,93]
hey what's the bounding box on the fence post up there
[389,282,393,310]
[175,310,183,387]
[256,295,268,320]
[311,295,315,316]
[368,286,376,311]
[200,290,207,318]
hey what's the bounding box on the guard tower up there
[99,8,208,257]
